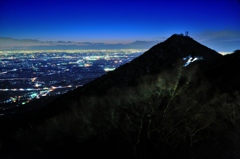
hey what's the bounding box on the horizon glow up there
[0,0,240,52]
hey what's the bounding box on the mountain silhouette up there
[67,34,221,94]
[0,35,239,159]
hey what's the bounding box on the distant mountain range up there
[0,34,240,159]
[0,37,160,50]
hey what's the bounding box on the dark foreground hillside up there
[0,35,240,159]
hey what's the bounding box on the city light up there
[0,49,144,111]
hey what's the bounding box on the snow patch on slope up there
[183,56,203,67]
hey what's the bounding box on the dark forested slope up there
[0,35,240,159]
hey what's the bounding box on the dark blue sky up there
[0,0,240,51]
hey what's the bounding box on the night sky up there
[0,0,240,52]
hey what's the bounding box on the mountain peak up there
[146,34,221,60]
[167,33,192,40]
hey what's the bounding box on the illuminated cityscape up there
[0,49,144,115]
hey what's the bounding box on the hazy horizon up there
[1,0,240,52]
